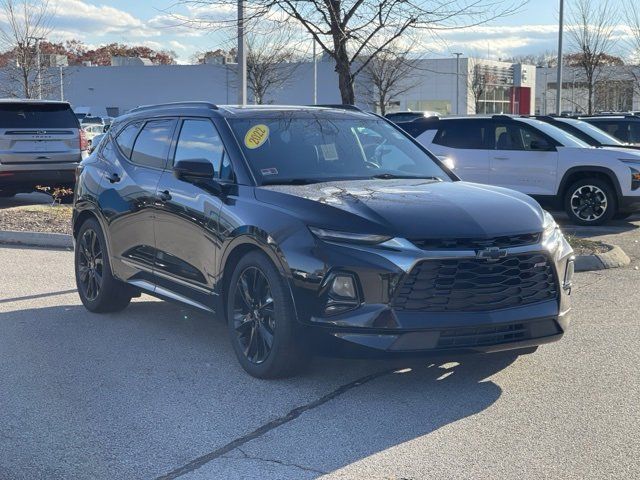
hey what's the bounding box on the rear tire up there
[75,218,132,313]
[226,250,309,378]
[564,178,616,226]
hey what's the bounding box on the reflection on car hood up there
[256,179,545,239]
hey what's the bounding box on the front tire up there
[226,251,309,378]
[75,218,132,313]
[564,178,616,226]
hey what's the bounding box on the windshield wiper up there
[261,178,326,186]
[370,173,441,181]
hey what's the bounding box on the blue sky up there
[12,0,633,63]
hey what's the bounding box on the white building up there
[0,56,536,117]
[536,65,640,114]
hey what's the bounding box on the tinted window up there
[585,120,637,143]
[399,120,436,138]
[493,124,549,151]
[115,122,141,159]
[0,103,78,128]
[174,120,224,174]
[130,120,176,169]
[433,120,487,149]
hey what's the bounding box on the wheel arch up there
[558,166,622,200]
[216,230,298,321]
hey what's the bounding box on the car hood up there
[256,179,545,239]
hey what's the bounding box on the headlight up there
[541,210,561,250]
[630,166,640,190]
[309,227,391,245]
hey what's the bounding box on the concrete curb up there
[0,230,73,249]
[574,244,630,272]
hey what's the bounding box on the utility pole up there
[555,0,564,115]
[237,0,247,105]
[59,66,63,101]
[453,53,463,114]
[312,39,317,105]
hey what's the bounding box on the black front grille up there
[411,233,541,251]
[437,323,528,348]
[392,253,558,312]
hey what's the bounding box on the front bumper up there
[287,233,574,355]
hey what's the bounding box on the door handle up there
[158,190,172,202]
[493,156,509,160]
[107,172,121,183]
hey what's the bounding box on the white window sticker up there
[319,143,339,161]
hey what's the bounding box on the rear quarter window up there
[0,103,79,128]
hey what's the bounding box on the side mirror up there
[530,140,553,151]
[174,159,215,181]
[103,125,110,133]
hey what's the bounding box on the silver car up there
[0,100,88,197]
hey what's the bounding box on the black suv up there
[73,103,574,378]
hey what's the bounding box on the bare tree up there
[468,60,497,114]
[245,30,302,104]
[174,1,526,105]
[0,0,54,98]
[624,0,640,102]
[567,0,618,114]
[360,43,420,115]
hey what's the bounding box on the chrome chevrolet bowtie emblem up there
[476,246,508,262]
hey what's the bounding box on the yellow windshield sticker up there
[244,124,270,149]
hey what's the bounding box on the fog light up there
[331,275,357,299]
[564,257,575,290]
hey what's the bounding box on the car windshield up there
[559,119,623,145]
[228,114,449,185]
[519,118,590,148]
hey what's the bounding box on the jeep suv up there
[73,103,573,378]
[0,100,88,197]
[406,115,640,224]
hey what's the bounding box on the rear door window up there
[433,120,488,149]
[0,103,78,128]
[130,119,177,169]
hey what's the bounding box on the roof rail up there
[128,101,218,114]
[492,114,516,121]
[311,104,363,112]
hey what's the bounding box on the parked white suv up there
[403,115,640,225]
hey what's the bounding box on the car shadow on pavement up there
[0,299,519,480]
[0,192,51,209]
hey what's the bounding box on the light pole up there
[555,0,564,115]
[28,36,45,99]
[453,53,463,114]
[312,39,317,105]
[237,0,247,105]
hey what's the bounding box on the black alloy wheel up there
[227,251,309,378]
[78,228,104,301]
[75,218,132,313]
[232,266,276,365]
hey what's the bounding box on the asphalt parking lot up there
[1,209,639,479]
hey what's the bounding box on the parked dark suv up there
[73,103,574,378]
[0,100,88,197]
